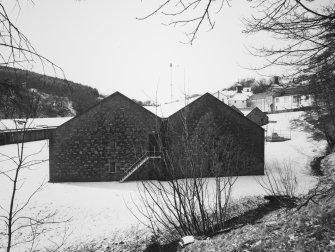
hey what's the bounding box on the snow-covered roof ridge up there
[143,95,202,118]
[229,92,249,101]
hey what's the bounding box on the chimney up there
[273,76,279,84]
[236,84,243,93]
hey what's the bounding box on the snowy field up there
[0,111,327,251]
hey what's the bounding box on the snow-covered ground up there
[0,111,327,251]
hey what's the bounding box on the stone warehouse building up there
[246,107,269,126]
[49,92,264,182]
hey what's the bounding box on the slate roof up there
[143,95,201,118]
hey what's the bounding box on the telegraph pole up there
[170,63,173,102]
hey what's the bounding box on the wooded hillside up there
[0,67,101,118]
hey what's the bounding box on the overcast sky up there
[10,0,285,102]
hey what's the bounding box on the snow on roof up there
[144,95,202,118]
[229,92,249,101]
[221,90,236,97]
[0,117,73,131]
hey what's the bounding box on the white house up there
[250,92,275,112]
[228,93,250,109]
[249,86,313,112]
[226,84,252,109]
[212,90,229,104]
[242,87,253,97]
[274,93,313,111]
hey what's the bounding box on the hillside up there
[0,67,101,118]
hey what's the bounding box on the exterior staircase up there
[119,151,161,182]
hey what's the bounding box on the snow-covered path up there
[0,111,327,250]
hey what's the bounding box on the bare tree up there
[0,0,63,113]
[0,2,71,251]
[140,1,335,150]
[0,1,62,71]
[243,1,335,77]
[256,161,298,207]
[130,111,254,244]
[0,118,71,251]
[138,0,233,44]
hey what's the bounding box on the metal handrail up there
[120,151,161,182]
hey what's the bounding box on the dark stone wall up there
[246,108,269,126]
[50,92,264,182]
[166,93,264,177]
[49,92,161,182]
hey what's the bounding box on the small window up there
[234,101,237,103]
[293,96,298,103]
[275,97,279,102]
[107,162,117,173]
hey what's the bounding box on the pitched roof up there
[143,95,201,118]
[280,86,310,95]
[57,91,160,130]
[246,107,266,117]
[250,91,277,100]
[230,105,243,115]
[229,92,249,101]
[168,93,264,131]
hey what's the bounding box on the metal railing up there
[119,151,161,182]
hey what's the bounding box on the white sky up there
[9,0,286,102]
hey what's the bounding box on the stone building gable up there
[246,107,269,126]
[166,93,264,177]
[168,93,264,134]
[49,92,161,182]
[49,92,265,182]
[230,105,243,115]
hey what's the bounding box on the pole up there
[170,63,173,102]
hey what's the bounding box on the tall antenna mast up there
[170,63,173,102]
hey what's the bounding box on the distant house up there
[273,87,313,111]
[249,92,276,113]
[227,85,251,109]
[242,87,253,97]
[249,77,313,112]
[49,92,264,182]
[212,90,229,104]
[246,107,269,126]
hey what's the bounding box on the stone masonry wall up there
[167,93,264,177]
[246,108,269,126]
[49,92,161,182]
